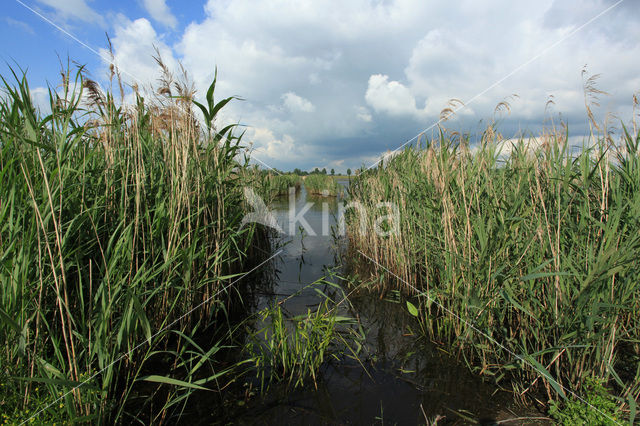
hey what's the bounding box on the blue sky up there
[2,0,639,173]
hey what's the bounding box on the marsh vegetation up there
[1,58,638,425]
[346,101,640,423]
[303,174,343,197]
[0,64,272,423]
[261,173,301,197]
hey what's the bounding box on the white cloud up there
[30,84,85,116]
[30,87,51,115]
[36,0,105,26]
[142,0,178,29]
[400,2,640,125]
[5,18,35,35]
[282,92,315,113]
[250,127,306,164]
[99,17,178,86]
[97,0,640,171]
[365,74,426,120]
[356,106,372,122]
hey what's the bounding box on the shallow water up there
[229,182,546,425]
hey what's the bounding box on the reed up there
[0,63,269,423]
[244,279,362,390]
[265,173,301,196]
[303,174,342,196]
[347,111,640,414]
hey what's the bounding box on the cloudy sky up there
[2,0,639,172]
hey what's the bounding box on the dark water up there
[229,181,547,425]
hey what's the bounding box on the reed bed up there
[263,173,301,196]
[0,65,269,423]
[347,121,640,414]
[304,174,342,196]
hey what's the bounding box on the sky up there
[1,0,639,173]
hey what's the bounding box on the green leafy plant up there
[304,174,343,196]
[406,301,419,317]
[192,67,241,135]
[264,173,302,196]
[549,377,622,425]
[346,95,640,410]
[0,60,270,424]
[245,281,362,390]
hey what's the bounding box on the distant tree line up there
[253,165,353,176]
[281,167,347,176]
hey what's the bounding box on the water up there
[228,181,547,425]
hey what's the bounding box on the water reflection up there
[256,184,346,316]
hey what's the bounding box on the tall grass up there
[347,118,640,413]
[304,174,342,196]
[264,173,301,196]
[0,64,269,423]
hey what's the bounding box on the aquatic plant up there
[245,279,362,390]
[347,98,640,416]
[0,61,269,423]
[304,174,342,196]
[550,377,623,425]
[265,173,302,196]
